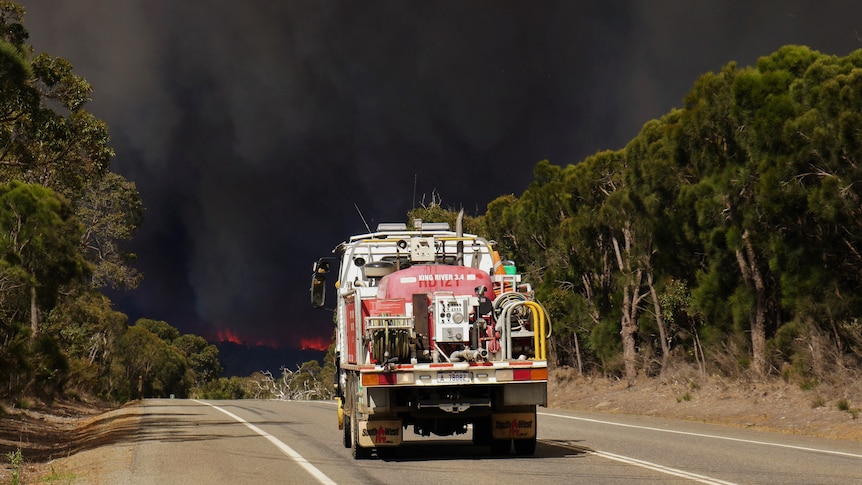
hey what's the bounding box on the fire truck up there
[311,220,549,459]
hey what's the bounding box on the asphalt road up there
[95,399,862,484]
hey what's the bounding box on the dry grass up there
[549,362,862,441]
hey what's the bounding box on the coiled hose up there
[371,328,411,363]
[494,294,552,360]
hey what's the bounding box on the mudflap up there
[491,412,536,440]
[358,420,403,447]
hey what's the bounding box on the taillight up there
[496,367,547,382]
[361,372,415,386]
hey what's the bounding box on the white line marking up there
[541,412,862,459]
[592,450,738,484]
[195,400,337,485]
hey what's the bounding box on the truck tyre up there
[472,417,491,446]
[513,436,537,455]
[342,414,351,449]
[489,438,511,456]
[351,411,372,459]
[514,407,538,455]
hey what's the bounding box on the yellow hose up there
[525,301,547,360]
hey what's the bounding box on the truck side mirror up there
[313,260,331,274]
[311,273,326,308]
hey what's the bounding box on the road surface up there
[68,398,862,484]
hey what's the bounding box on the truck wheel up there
[513,436,537,455]
[472,417,490,446]
[351,412,372,459]
[489,438,511,456]
[342,415,351,449]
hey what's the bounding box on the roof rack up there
[376,223,407,231]
[375,222,452,232]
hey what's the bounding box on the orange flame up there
[217,328,244,345]
[300,337,330,351]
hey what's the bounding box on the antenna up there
[354,203,371,233]
[410,173,419,210]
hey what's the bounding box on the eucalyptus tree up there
[173,333,222,387]
[622,111,688,372]
[485,162,602,370]
[0,181,88,338]
[552,153,623,374]
[677,59,774,375]
[114,321,193,399]
[776,49,862,341]
[484,161,569,285]
[78,172,143,290]
[676,45,862,376]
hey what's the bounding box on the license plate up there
[437,371,472,383]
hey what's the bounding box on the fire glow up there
[216,328,243,345]
[300,337,330,351]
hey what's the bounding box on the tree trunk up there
[647,271,670,372]
[620,290,639,385]
[30,285,38,341]
[574,331,583,375]
[613,228,644,386]
[735,231,768,376]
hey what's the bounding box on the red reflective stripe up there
[513,369,531,381]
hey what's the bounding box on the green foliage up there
[173,333,222,386]
[0,1,28,47]
[39,465,78,483]
[134,318,180,342]
[77,172,143,290]
[589,319,623,375]
[6,447,22,485]
[407,193,484,235]
[111,322,206,399]
[0,182,89,292]
[486,45,862,380]
[319,333,337,395]
[193,376,252,400]
[30,333,69,395]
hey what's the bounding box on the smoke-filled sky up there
[21,1,861,350]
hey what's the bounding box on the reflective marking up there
[593,450,737,484]
[196,400,337,485]
[548,440,735,484]
[540,412,862,459]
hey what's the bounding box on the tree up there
[407,193,484,235]
[0,181,88,338]
[134,318,180,342]
[114,324,192,398]
[43,288,127,395]
[77,172,143,290]
[174,333,222,386]
[0,50,113,199]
